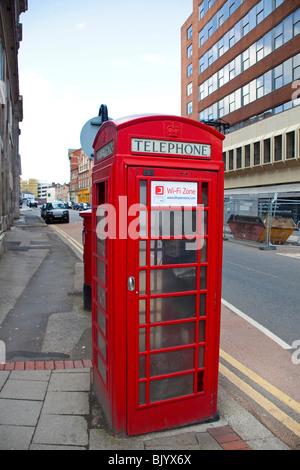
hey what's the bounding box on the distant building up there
[0,0,28,256]
[181,0,300,219]
[55,182,70,202]
[68,148,93,204]
[21,178,38,198]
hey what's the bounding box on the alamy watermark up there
[291,340,300,365]
[0,340,5,365]
[292,80,300,106]
[96,197,205,250]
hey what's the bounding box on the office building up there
[181,0,300,219]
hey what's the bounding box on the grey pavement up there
[0,208,292,451]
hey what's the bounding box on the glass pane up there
[200,293,207,317]
[97,282,106,310]
[199,320,206,342]
[149,374,194,403]
[198,346,205,368]
[139,241,147,266]
[140,181,147,206]
[200,239,207,262]
[151,210,197,238]
[150,322,195,350]
[139,356,146,378]
[97,354,106,385]
[139,382,146,405]
[97,306,106,335]
[150,295,196,322]
[139,210,147,237]
[97,237,105,259]
[139,270,146,295]
[97,331,106,362]
[139,328,146,352]
[200,266,207,290]
[202,183,208,207]
[150,268,196,294]
[150,348,195,376]
[150,240,197,266]
[97,259,106,285]
[139,300,146,324]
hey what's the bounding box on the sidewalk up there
[0,210,292,451]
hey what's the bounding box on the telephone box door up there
[126,166,222,436]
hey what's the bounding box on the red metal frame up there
[91,115,224,436]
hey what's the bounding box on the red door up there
[126,166,221,435]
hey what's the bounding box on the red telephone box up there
[91,115,224,436]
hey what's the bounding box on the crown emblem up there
[102,131,107,143]
[167,123,180,138]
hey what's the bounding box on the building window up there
[236,147,242,169]
[187,25,192,41]
[187,101,193,115]
[263,138,271,164]
[187,44,193,59]
[245,145,251,167]
[286,131,295,159]
[187,63,192,78]
[274,135,282,161]
[256,75,264,99]
[187,82,193,96]
[228,149,234,170]
[242,84,250,105]
[274,23,283,49]
[254,142,260,165]
[293,53,300,80]
[223,151,227,170]
[274,64,283,89]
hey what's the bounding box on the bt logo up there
[155,186,164,196]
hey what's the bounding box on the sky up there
[18,0,193,184]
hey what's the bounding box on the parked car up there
[29,200,38,207]
[78,203,91,211]
[40,204,46,218]
[43,201,69,224]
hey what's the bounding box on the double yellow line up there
[51,225,83,256]
[220,349,300,437]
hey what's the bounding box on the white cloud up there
[75,22,87,30]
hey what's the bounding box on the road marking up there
[221,299,292,350]
[220,349,300,415]
[223,260,279,279]
[219,363,300,438]
[50,226,83,256]
[277,253,300,260]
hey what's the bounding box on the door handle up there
[128,276,135,292]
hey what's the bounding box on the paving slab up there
[42,391,89,415]
[0,398,42,426]
[89,428,144,451]
[10,370,51,381]
[0,378,48,400]
[48,370,91,392]
[0,424,35,450]
[32,414,88,447]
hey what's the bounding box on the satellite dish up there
[80,105,112,159]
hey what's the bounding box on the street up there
[1,206,299,449]
[222,241,300,349]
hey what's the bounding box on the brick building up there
[68,148,93,204]
[181,0,300,217]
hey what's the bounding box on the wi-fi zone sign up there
[151,181,198,207]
